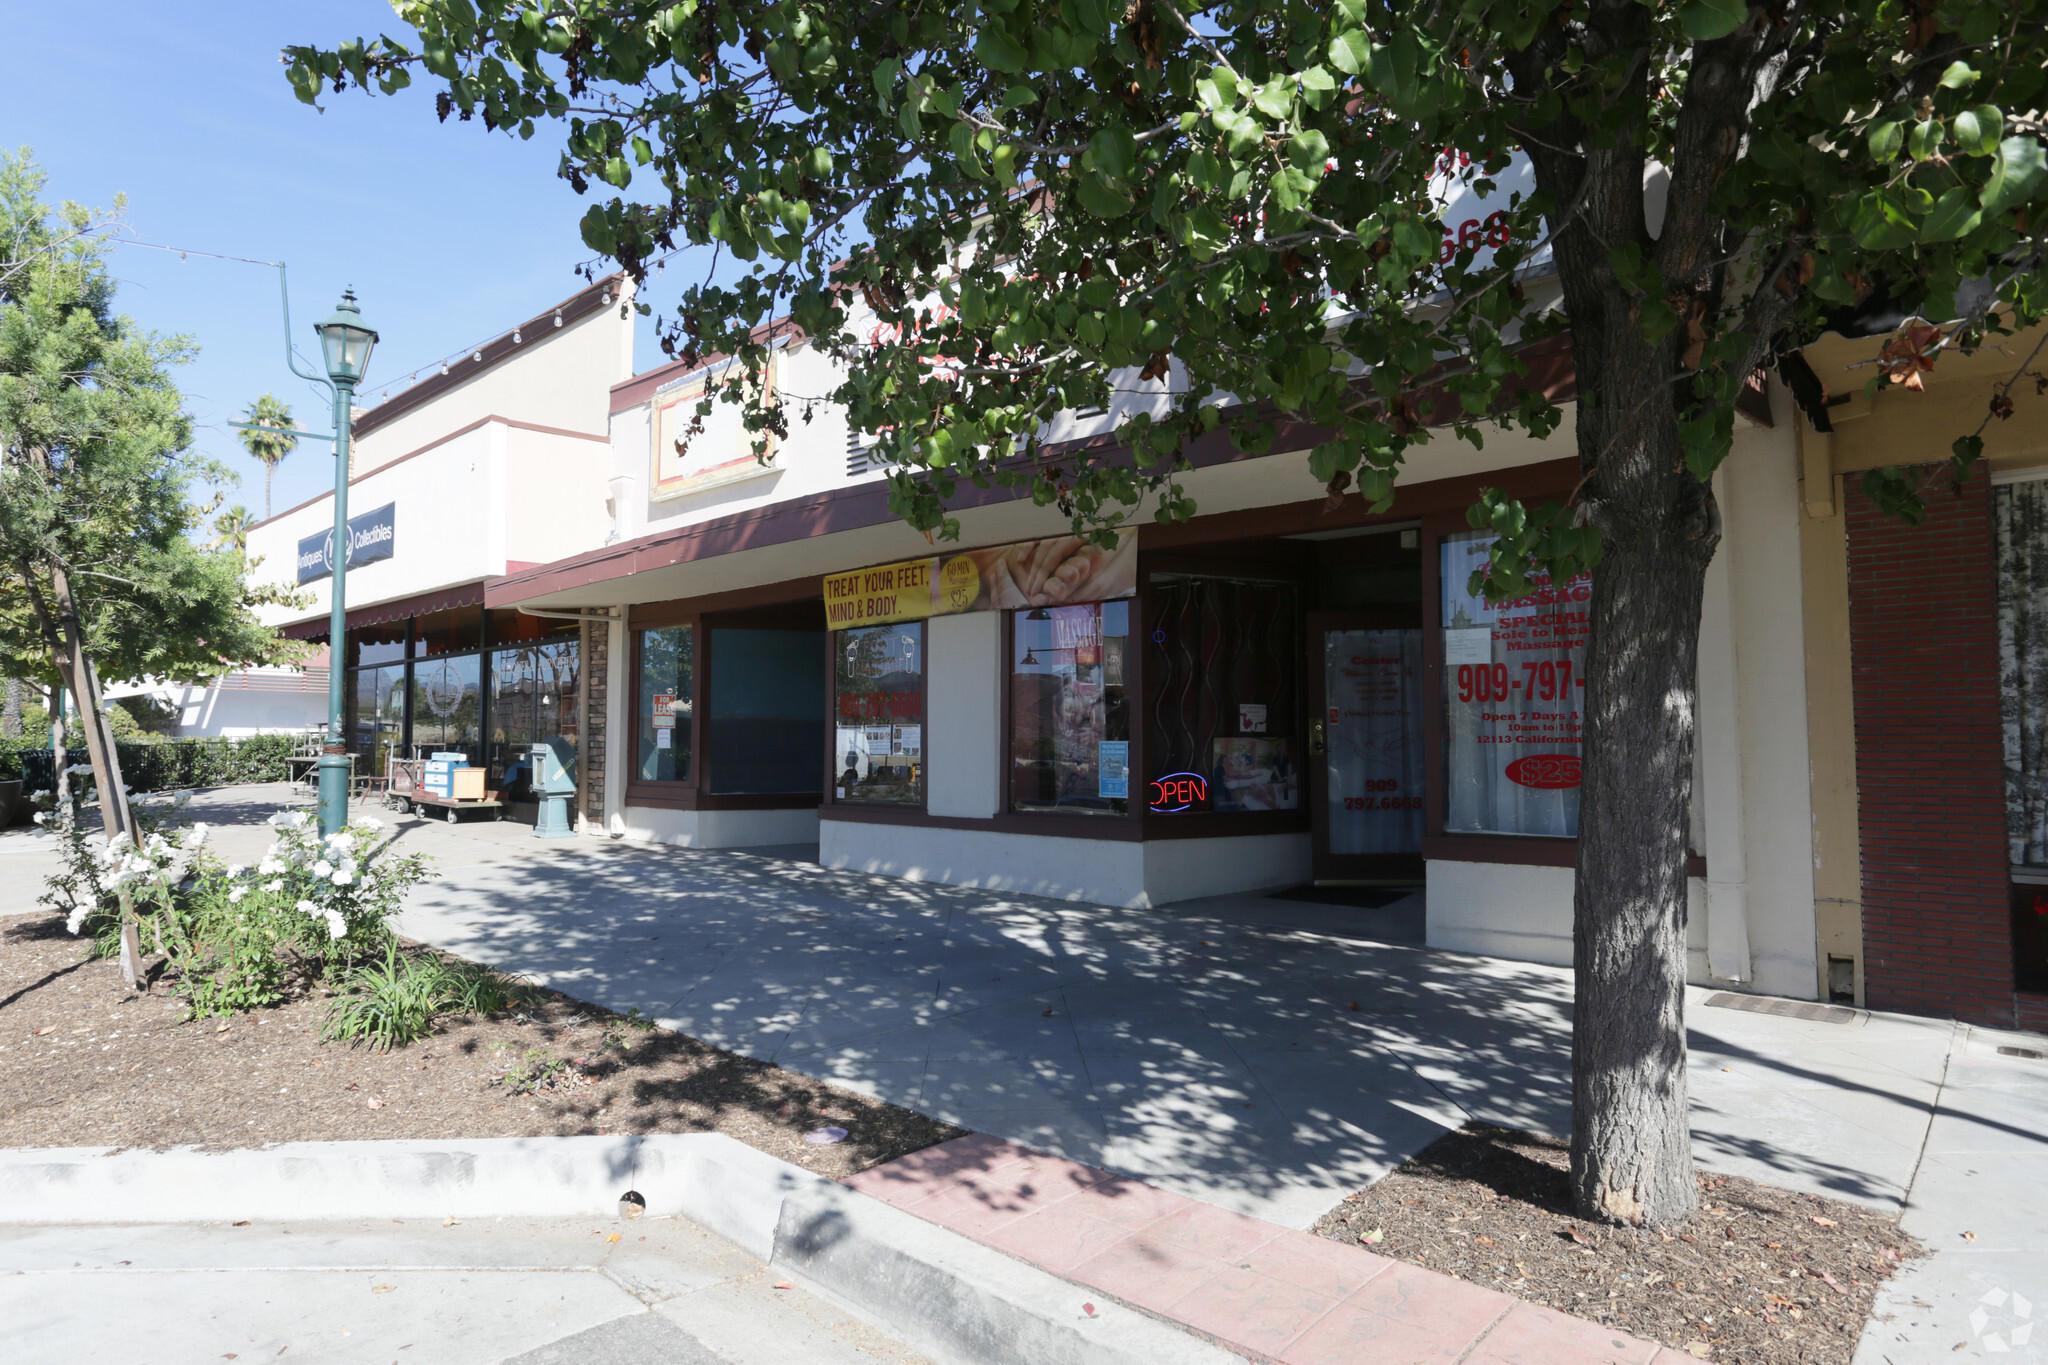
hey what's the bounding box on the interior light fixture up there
[1020,648,1040,667]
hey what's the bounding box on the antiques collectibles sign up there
[823,533,1138,630]
[297,503,396,585]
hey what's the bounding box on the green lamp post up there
[312,289,378,839]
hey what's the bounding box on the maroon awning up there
[276,581,486,641]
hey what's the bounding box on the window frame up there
[628,617,701,795]
[824,619,930,811]
[1002,599,1137,819]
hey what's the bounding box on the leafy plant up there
[500,1045,568,1095]
[321,943,442,1050]
[432,956,536,1017]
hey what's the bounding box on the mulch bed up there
[1312,1124,1923,1364]
[0,907,963,1180]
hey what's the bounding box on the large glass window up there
[637,625,694,782]
[1440,529,1588,837]
[1145,576,1301,814]
[411,653,482,764]
[707,629,824,794]
[346,665,407,778]
[490,640,580,795]
[345,620,408,668]
[414,604,484,658]
[488,608,578,648]
[1010,602,1130,814]
[833,624,923,804]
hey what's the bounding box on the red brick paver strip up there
[843,1135,1663,1365]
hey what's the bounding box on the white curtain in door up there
[1325,628,1424,854]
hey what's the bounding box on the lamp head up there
[314,287,378,385]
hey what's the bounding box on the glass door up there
[1309,615,1424,882]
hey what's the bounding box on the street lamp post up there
[312,289,378,840]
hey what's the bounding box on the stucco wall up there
[618,804,821,849]
[351,294,632,475]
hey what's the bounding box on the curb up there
[0,1136,1243,1365]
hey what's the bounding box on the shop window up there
[413,604,484,658]
[487,608,577,647]
[636,625,694,782]
[833,623,923,804]
[1439,529,1588,837]
[411,653,481,763]
[1146,576,1301,814]
[1010,602,1130,814]
[707,629,825,795]
[1996,480,2048,990]
[347,665,407,777]
[490,640,580,795]
[345,620,408,668]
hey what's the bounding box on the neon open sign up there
[1149,772,1207,813]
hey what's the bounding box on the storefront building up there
[1794,319,2048,1032]
[244,274,633,800]
[482,314,1849,1014]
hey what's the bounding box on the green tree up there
[211,503,258,552]
[236,392,297,519]
[0,148,308,983]
[289,3,2048,1225]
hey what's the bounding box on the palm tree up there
[210,504,257,552]
[237,393,297,519]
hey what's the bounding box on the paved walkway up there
[7,785,2047,1361]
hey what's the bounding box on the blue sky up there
[0,1,680,519]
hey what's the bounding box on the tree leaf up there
[1328,30,1371,75]
[1678,0,1748,41]
[1981,136,2048,214]
[1920,186,1982,242]
[973,28,1027,74]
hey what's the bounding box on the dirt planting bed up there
[1313,1123,1922,1365]
[0,906,962,1179]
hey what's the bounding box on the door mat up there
[1267,884,1421,909]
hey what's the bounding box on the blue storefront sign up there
[297,503,396,584]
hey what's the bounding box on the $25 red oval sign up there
[1504,755,1581,789]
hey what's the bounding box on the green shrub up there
[321,944,445,1050]
[320,948,535,1049]
[0,733,299,789]
[501,1046,569,1095]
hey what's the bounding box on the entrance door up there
[1309,612,1425,882]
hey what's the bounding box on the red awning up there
[276,581,486,641]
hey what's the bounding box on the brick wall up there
[1845,463,2016,1026]
[580,620,608,829]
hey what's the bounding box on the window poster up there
[1440,530,1589,837]
[1324,629,1422,853]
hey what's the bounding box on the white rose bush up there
[41,799,434,1019]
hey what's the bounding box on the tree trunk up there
[50,684,69,808]
[1564,300,1716,1230]
[28,561,143,987]
[265,462,274,521]
[2,677,19,739]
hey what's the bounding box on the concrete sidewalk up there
[7,784,2046,1359]
[0,1214,931,1365]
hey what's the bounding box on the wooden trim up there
[628,575,822,628]
[1422,833,1706,878]
[628,619,699,791]
[353,273,625,440]
[1140,809,1310,840]
[821,802,1145,841]
[623,782,818,811]
[822,618,929,813]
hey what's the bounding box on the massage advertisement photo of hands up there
[968,534,1138,611]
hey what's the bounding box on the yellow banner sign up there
[823,534,1137,630]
